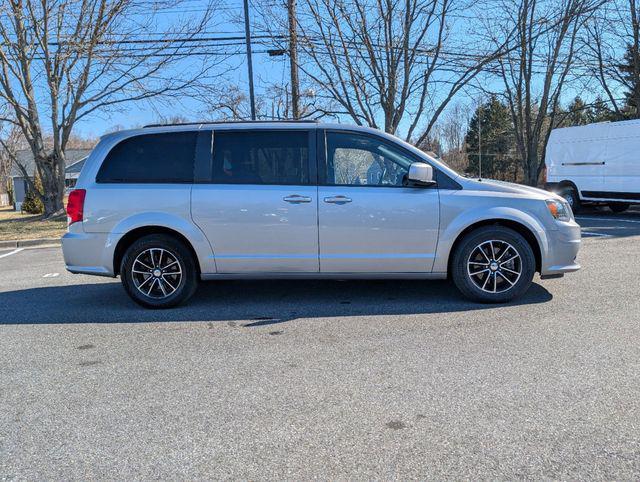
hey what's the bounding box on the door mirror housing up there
[407,162,436,186]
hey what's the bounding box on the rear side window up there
[97,131,197,183]
[211,130,309,185]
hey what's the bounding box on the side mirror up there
[407,162,436,186]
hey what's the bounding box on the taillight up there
[66,189,86,225]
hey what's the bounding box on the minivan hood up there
[461,177,558,200]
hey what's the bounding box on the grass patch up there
[0,206,67,241]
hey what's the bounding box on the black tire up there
[609,202,630,214]
[451,226,536,303]
[559,185,581,213]
[120,234,198,309]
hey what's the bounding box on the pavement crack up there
[78,360,102,367]
[385,420,407,430]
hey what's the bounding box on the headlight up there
[546,199,572,222]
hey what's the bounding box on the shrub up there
[4,180,12,207]
[22,173,44,214]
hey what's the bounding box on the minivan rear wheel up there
[120,234,198,308]
[451,226,535,303]
[609,202,630,214]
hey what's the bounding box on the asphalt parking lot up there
[1,208,639,479]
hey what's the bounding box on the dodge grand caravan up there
[62,121,581,308]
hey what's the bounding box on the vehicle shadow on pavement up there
[0,279,552,325]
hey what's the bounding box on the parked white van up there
[545,119,640,213]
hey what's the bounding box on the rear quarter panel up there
[80,184,215,275]
[75,133,215,275]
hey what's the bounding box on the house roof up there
[10,149,92,178]
[65,156,88,178]
[9,150,37,178]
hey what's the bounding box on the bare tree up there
[0,115,23,203]
[491,0,603,185]
[209,85,253,120]
[282,0,511,143]
[0,0,226,216]
[437,103,469,171]
[583,0,640,118]
[208,82,328,120]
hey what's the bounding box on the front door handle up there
[324,195,352,205]
[283,194,312,204]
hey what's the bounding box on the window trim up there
[195,128,317,186]
[319,129,448,189]
[194,130,214,183]
[96,130,200,184]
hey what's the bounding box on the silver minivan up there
[63,121,581,308]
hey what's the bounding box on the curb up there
[0,238,61,249]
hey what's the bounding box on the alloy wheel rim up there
[132,248,182,299]
[562,191,574,207]
[467,240,522,294]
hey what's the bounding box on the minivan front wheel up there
[451,226,535,303]
[121,234,198,308]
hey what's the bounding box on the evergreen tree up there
[620,44,640,118]
[22,171,44,214]
[556,96,617,128]
[590,96,617,123]
[564,97,591,126]
[464,96,517,180]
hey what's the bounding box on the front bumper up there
[540,221,581,276]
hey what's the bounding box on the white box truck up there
[545,119,640,213]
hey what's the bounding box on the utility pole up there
[287,0,300,119]
[478,103,483,179]
[243,0,257,120]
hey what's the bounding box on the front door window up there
[326,132,415,187]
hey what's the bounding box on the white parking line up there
[43,272,60,278]
[581,231,611,238]
[576,216,640,224]
[0,248,24,259]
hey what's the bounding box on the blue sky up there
[72,0,498,139]
[70,0,623,140]
[74,0,286,138]
[72,0,510,139]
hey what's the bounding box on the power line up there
[0,30,608,80]
[44,34,285,47]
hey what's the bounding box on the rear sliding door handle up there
[283,194,312,204]
[324,195,352,204]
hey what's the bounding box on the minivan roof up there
[143,119,319,128]
[101,121,386,139]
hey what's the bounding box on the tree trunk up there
[37,153,65,217]
[524,158,540,186]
